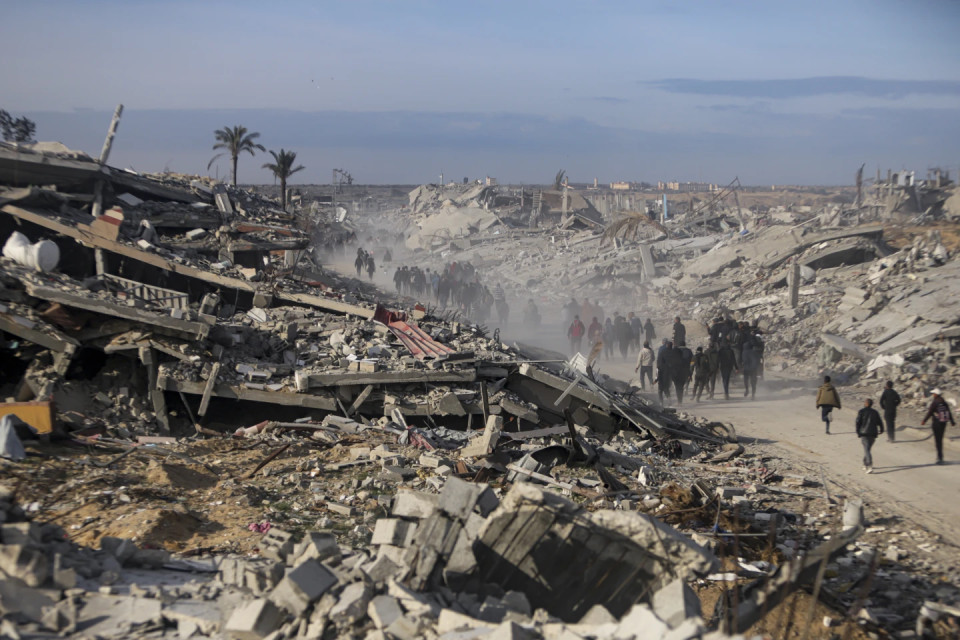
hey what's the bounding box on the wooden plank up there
[197,362,221,417]
[158,375,337,411]
[347,384,374,416]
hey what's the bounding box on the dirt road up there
[598,356,960,543]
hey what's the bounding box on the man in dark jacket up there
[717,340,737,400]
[879,381,901,443]
[855,398,884,473]
[615,314,632,359]
[644,318,656,345]
[671,342,693,405]
[741,341,761,400]
[655,340,673,406]
[921,389,955,464]
[706,343,720,399]
[672,317,686,347]
[692,346,712,402]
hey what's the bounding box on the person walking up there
[855,398,884,473]
[656,340,674,407]
[615,314,632,359]
[567,315,585,355]
[671,342,693,406]
[921,389,954,464]
[692,346,712,402]
[603,318,615,361]
[741,341,761,400]
[587,317,603,344]
[635,340,655,391]
[643,318,656,345]
[672,316,686,347]
[879,381,901,443]
[717,340,737,400]
[706,342,720,400]
[816,375,842,434]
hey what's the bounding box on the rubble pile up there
[387,177,960,411]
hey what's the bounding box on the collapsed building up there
[0,143,958,639]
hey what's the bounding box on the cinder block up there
[269,559,338,615]
[368,594,403,629]
[224,598,283,640]
[0,544,49,587]
[391,491,437,519]
[292,532,340,566]
[260,528,294,562]
[329,581,372,624]
[362,553,402,584]
[371,519,417,547]
[438,477,483,521]
[614,603,668,640]
[99,536,138,564]
[651,579,700,629]
[0,522,40,546]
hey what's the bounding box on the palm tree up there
[208,125,265,186]
[553,169,566,190]
[262,149,306,209]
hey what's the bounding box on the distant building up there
[657,181,718,193]
[610,181,631,190]
[485,176,498,186]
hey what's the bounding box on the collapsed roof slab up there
[2,204,373,319]
[157,374,338,411]
[294,368,477,391]
[23,281,210,341]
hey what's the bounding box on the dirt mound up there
[144,460,218,490]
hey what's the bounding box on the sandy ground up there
[593,354,960,545]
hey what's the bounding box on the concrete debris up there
[1,148,958,639]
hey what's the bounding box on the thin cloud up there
[648,77,960,99]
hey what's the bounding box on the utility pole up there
[91,104,123,277]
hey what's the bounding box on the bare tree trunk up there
[232,155,238,186]
[281,177,287,209]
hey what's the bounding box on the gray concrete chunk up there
[225,598,283,640]
[368,594,403,629]
[651,579,701,629]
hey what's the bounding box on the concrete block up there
[438,477,483,520]
[371,519,418,547]
[260,528,294,562]
[486,620,538,640]
[385,614,424,640]
[329,581,372,624]
[185,228,207,240]
[362,553,402,584]
[437,608,493,634]
[613,603,667,640]
[225,598,283,640]
[268,559,338,615]
[579,604,616,625]
[715,487,746,499]
[651,579,700,629]
[293,531,341,565]
[476,486,500,517]
[0,522,40,546]
[0,544,49,587]
[502,591,531,616]
[130,548,170,568]
[51,553,77,590]
[392,491,437,519]
[368,594,403,629]
[99,536,138,564]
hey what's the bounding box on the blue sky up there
[2,0,959,185]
